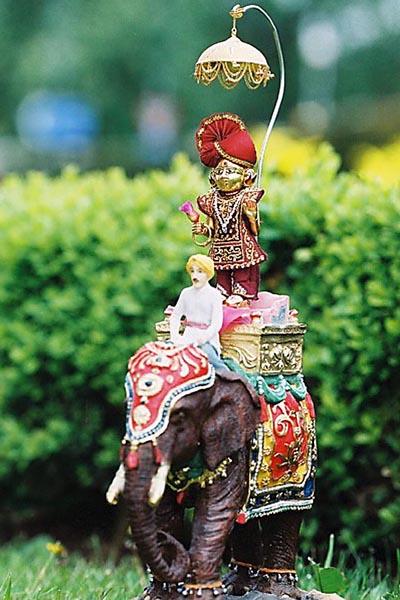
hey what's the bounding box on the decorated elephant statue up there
[108,340,319,600]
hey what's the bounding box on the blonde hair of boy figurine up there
[169,255,227,370]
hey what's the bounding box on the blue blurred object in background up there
[16,91,99,154]
[136,94,178,166]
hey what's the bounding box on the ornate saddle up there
[154,318,317,521]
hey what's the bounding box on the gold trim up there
[214,141,254,168]
[196,112,247,150]
[198,112,246,130]
[155,317,171,341]
[232,560,296,575]
[185,581,223,590]
[194,60,273,90]
[155,320,307,376]
[229,5,245,19]
[192,233,212,248]
[259,567,297,575]
[168,457,233,492]
[221,330,261,372]
[221,324,306,375]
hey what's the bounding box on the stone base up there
[302,592,345,600]
[229,594,280,600]
[228,591,344,600]
[229,594,279,600]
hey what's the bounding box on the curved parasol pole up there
[237,4,286,186]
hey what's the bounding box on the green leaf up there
[3,577,12,600]
[318,567,347,594]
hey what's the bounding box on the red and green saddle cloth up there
[167,358,317,521]
[238,390,316,521]
[224,358,317,521]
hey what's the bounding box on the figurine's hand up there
[243,200,257,220]
[192,223,208,236]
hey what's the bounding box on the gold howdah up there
[221,323,306,375]
[155,318,306,376]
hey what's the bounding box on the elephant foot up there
[252,573,302,600]
[136,580,183,600]
[224,564,303,599]
[137,579,229,600]
[223,564,257,596]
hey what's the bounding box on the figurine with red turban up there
[185,113,267,305]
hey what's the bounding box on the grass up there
[0,536,146,600]
[0,536,399,599]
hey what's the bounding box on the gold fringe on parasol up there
[194,34,274,90]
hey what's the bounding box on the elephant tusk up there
[106,463,126,505]
[148,463,170,508]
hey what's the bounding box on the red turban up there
[195,113,257,168]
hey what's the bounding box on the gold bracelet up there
[184,580,223,590]
[232,560,296,575]
[192,224,212,247]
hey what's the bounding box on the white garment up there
[169,283,223,353]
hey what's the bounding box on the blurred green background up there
[0,0,400,574]
[0,0,399,178]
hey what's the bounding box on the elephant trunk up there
[124,443,189,583]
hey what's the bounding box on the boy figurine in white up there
[170,254,227,370]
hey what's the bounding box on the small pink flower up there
[179,201,199,223]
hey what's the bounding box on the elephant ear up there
[201,372,260,471]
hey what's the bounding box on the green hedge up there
[0,157,200,526]
[259,145,400,552]
[0,149,399,553]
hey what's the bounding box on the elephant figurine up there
[109,341,320,600]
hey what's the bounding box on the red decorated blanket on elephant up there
[123,341,215,468]
[215,358,317,521]
[237,389,316,522]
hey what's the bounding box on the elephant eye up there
[171,409,186,425]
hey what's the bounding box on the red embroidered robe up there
[197,188,267,270]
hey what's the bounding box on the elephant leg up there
[188,449,248,597]
[230,518,263,564]
[224,519,264,595]
[261,510,302,569]
[255,510,305,599]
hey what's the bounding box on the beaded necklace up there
[212,189,245,234]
